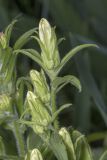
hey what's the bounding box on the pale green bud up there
[39,18,60,70]
[59,127,72,145]
[59,127,76,160]
[30,70,50,104]
[27,91,51,134]
[39,18,51,47]
[30,149,43,160]
[0,32,7,49]
[0,94,12,114]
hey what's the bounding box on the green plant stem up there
[0,136,6,156]
[51,86,59,129]
[10,122,25,157]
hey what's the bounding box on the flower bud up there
[0,32,7,49]
[59,128,72,144]
[39,18,51,46]
[59,127,76,160]
[30,70,50,104]
[27,91,51,134]
[30,149,43,160]
[39,18,60,70]
[0,94,12,114]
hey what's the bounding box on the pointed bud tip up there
[30,70,40,79]
[30,148,43,160]
[39,18,51,44]
[27,91,37,100]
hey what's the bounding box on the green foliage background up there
[0,0,107,158]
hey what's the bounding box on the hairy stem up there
[10,122,25,157]
[51,86,59,129]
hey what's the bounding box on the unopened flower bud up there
[59,127,76,160]
[0,94,12,114]
[27,91,51,134]
[59,128,72,145]
[39,18,60,70]
[0,32,7,49]
[30,149,43,160]
[30,70,50,104]
[39,18,51,46]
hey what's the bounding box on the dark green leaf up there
[14,28,36,49]
[53,75,81,92]
[4,20,17,46]
[56,44,98,74]
[49,132,68,160]
[72,130,93,160]
[52,103,72,122]
[14,49,45,70]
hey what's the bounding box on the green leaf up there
[0,155,21,160]
[27,130,43,150]
[56,44,98,74]
[0,136,5,156]
[53,75,81,92]
[13,28,37,49]
[57,37,65,46]
[14,49,45,70]
[4,20,17,46]
[87,131,107,143]
[16,77,32,115]
[72,130,93,160]
[5,54,16,82]
[52,103,72,122]
[16,76,31,90]
[25,49,41,60]
[0,47,12,73]
[49,132,68,160]
[99,151,107,160]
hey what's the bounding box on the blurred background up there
[0,0,107,155]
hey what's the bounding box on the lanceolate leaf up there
[99,151,107,160]
[52,103,72,122]
[0,47,12,73]
[16,76,31,90]
[0,155,20,160]
[53,75,81,92]
[14,28,37,50]
[72,130,93,160]
[4,19,17,46]
[14,49,45,70]
[25,49,41,60]
[5,54,16,82]
[57,37,65,46]
[49,133,68,160]
[56,44,98,74]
